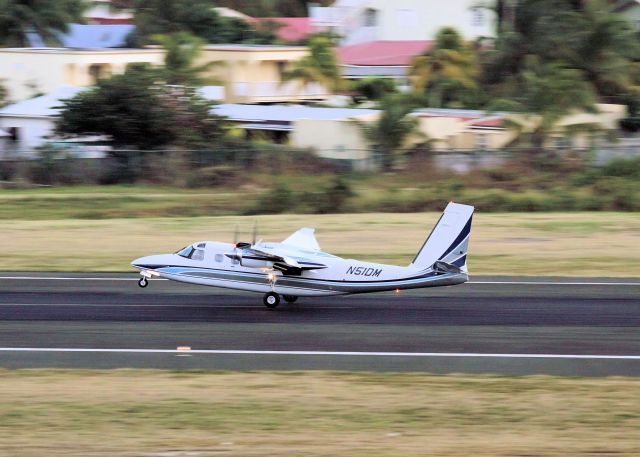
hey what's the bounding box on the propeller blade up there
[233,224,238,246]
[252,220,258,245]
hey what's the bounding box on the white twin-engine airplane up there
[132,202,474,308]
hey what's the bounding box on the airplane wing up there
[250,247,327,273]
[226,247,327,274]
[281,228,321,251]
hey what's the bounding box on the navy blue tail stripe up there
[439,215,472,261]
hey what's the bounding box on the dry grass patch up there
[0,370,639,456]
[0,212,639,275]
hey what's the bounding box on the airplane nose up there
[131,257,146,269]
[131,254,169,270]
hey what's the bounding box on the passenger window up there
[215,254,223,263]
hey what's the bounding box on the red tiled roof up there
[258,17,313,43]
[87,18,133,25]
[470,118,505,128]
[337,40,433,66]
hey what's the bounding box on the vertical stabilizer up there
[410,202,474,272]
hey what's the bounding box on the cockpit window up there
[176,246,195,259]
[176,245,205,261]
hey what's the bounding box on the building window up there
[471,8,485,27]
[554,136,571,149]
[475,133,488,151]
[276,61,287,80]
[363,8,378,27]
[88,64,112,84]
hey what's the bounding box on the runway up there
[0,273,639,375]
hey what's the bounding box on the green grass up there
[0,370,639,456]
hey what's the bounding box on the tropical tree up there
[556,0,640,98]
[127,0,277,46]
[0,0,86,47]
[409,27,480,108]
[356,95,427,170]
[490,59,597,153]
[282,35,344,92]
[214,0,334,18]
[154,32,222,86]
[351,77,397,102]
[484,0,639,100]
[55,65,226,150]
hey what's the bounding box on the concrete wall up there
[292,116,372,162]
[0,48,165,102]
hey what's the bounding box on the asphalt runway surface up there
[0,273,639,376]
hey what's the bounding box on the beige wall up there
[292,116,374,162]
[0,48,165,102]
[197,46,330,103]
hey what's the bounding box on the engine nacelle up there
[240,257,273,269]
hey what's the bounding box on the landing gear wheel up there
[138,277,148,288]
[283,295,298,303]
[263,292,280,308]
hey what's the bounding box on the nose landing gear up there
[138,277,148,288]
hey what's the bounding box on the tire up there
[263,292,280,308]
[283,295,298,303]
[138,277,148,288]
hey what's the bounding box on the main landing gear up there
[138,277,148,288]
[263,292,280,308]
[262,293,299,308]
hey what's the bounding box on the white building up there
[310,0,495,46]
[0,86,88,152]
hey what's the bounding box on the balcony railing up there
[231,81,329,101]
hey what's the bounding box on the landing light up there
[395,288,400,294]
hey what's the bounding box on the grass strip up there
[0,369,638,456]
[0,212,639,275]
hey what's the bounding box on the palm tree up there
[154,32,223,86]
[409,27,480,108]
[563,0,639,98]
[485,0,639,99]
[356,95,428,170]
[491,59,597,153]
[282,35,344,93]
[0,0,86,47]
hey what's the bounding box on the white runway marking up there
[0,347,639,360]
[0,303,353,309]
[0,276,639,286]
[471,281,640,286]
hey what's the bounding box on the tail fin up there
[410,202,474,272]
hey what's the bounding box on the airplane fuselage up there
[133,241,468,297]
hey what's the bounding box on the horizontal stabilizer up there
[282,228,321,251]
